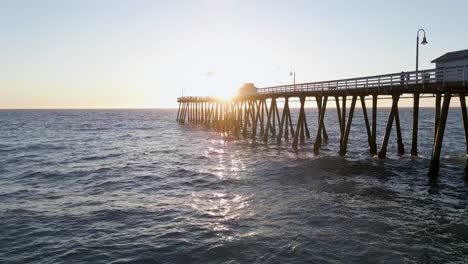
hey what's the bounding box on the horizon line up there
[0,106,464,110]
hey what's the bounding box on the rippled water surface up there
[1,108,468,263]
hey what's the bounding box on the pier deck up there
[176,65,468,178]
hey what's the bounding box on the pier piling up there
[429,93,451,178]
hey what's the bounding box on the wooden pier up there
[176,66,468,178]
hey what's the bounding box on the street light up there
[416,28,428,73]
[290,68,296,91]
[411,28,428,157]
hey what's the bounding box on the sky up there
[1,0,467,109]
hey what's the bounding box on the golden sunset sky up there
[1,0,467,109]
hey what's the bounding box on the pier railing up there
[257,65,468,94]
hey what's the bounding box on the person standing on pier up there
[400,71,406,86]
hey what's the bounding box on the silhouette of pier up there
[176,66,468,178]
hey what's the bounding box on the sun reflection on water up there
[190,191,252,241]
[203,140,246,179]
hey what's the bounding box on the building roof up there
[431,49,468,63]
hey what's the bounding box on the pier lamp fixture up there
[290,68,296,91]
[416,28,428,73]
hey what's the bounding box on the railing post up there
[443,67,446,86]
[464,65,466,86]
[422,70,425,88]
[406,72,409,88]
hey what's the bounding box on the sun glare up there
[216,90,237,101]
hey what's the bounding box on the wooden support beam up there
[178,102,183,123]
[195,102,198,124]
[200,102,203,124]
[378,94,399,159]
[339,96,347,151]
[215,102,219,127]
[184,102,189,123]
[274,98,281,137]
[263,99,274,143]
[185,102,190,124]
[199,102,202,123]
[340,95,357,156]
[394,105,405,155]
[243,101,250,137]
[276,99,287,144]
[214,102,219,129]
[287,100,295,139]
[236,101,243,135]
[300,98,308,143]
[268,99,274,137]
[203,102,207,124]
[429,93,451,178]
[371,95,378,155]
[277,98,289,144]
[299,110,305,143]
[203,102,207,125]
[192,102,194,123]
[197,102,200,123]
[188,102,191,122]
[191,102,194,123]
[340,96,347,144]
[293,97,305,149]
[225,103,229,132]
[249,101,254,127]
[260,100,266,137]
[229,102,232,133]
[285,107,290,140]
[434,93,441,142]
[266,98,276,137]
[360,96,373,155]
[316,96,329,141]
[207,102,212,125]
[252,100,261,139]
[459,94,468,172]
[218,103,223,131]
[314,96,328,154]
[225,103,229,133]
[176,102,182,121]
[411,93,420,156]
[200,102,205,124]
[206,102,210,125]
[304,107,310,140]
[204,102,207,124]
[335,96,342,134]
[179,102,185,123]
[208,102,214,126]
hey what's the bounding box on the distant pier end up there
[176,65,468,179]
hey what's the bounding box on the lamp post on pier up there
[290,68,296,91]
[416,28,428,74]
[411,28,428,157]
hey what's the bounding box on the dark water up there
[1,108,467,263]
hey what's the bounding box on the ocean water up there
[1,108,467,264]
